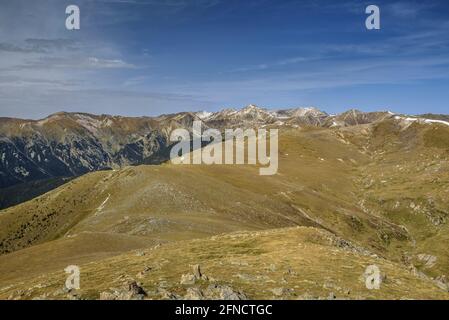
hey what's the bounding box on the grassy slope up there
[354,121,449,279]
[0,122,448,299]
[1,227,447,300]
[0,232,154,288]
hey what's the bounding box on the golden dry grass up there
[0,122,448,299]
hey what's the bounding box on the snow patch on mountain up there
[424,119,449,126]
[14,166,29,177]
[196,111,213,120]
[95,194,111,216]
[395,116,449,127]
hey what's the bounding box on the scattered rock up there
[129,281,147,296]
[67,292,81,300]
[285,268,297,276]
[136,266,152,279]
[62,286,73,294]
[99,291,117,300]
[297,293,319,300]
[99,281,147,300]
[328,292,337,300]
[135,251,146,257]
[271,288,284,296]
[179,284,246,300]
[205,284,247,300]
[184,287,204,300]
[417,254,437,269]
[270,287,293,297]
[52,288,66,296]
[180,273,197,285]
[435,276,449,292]
[181,265,211,285]
[158,288,181,300]
[192,264,202,279]
[8,290,25,300]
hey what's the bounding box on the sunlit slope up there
[0,121,448,296]
[0,127,386,254]
[1,227,447,300]
[0,232,154,288]
[351,120,449,280]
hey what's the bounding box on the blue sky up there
[0,0,448,118]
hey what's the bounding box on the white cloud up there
[86,57,136,69]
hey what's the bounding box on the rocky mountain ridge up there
[1,105,447,189]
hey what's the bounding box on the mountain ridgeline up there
[0,106,404,190]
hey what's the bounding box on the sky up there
[0,0,448,119]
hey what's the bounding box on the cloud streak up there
[0,0,448,117]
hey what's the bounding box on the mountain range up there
[0,105,448,300]
[1,105,441,191]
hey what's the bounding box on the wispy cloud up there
[86,57,136,69]
[122,75,151,87]
[95,0,221,7]
[0,39,78,54]
[386,1,435,18]
[1,0,448,117]
[226,56,317,73]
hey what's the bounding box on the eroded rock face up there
[0,113,176,188]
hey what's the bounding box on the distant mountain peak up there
[243,104,261,110]
[196,111,213,120]
[238,104,266,113]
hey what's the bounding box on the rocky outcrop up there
[183,284,247,300]
[99,281,147,300]
[0,113,178,188]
